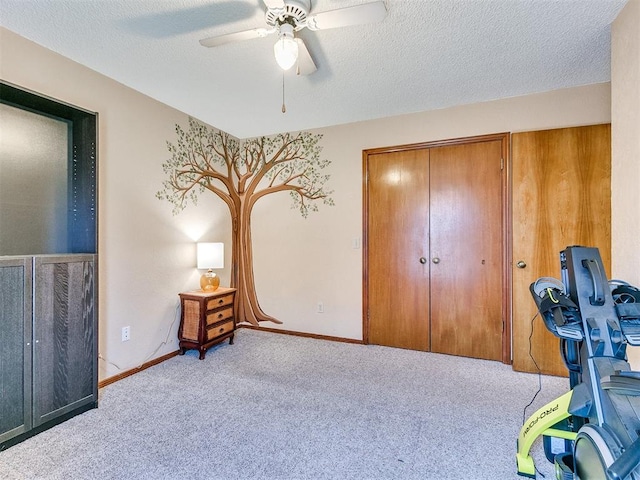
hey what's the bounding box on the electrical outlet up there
[121,326,130,342]
[317,302,324,313]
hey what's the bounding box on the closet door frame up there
[362,132,511,364]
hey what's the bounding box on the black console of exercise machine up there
[516,246,640,480]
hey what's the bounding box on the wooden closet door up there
[429,140,504,361]
[365,134,508,360]
[366,149,431,351]
[512,124,611,375]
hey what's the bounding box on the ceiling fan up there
[199,0,388,75]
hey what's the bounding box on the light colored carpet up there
[0,328,566,479]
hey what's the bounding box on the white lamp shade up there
[197,242,224,269]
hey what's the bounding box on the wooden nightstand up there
[178,287,236,360]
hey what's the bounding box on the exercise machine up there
[516,246,640,480]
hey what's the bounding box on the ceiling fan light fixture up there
[273,23,298,70]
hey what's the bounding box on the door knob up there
[432,257,440,264]
[419,257,427,264]
[516,260,527,269]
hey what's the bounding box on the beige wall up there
[1,24,624,380]
[1,27,233,380]
[612,0,640,369]
[252,84,611,340]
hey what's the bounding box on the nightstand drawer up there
[207,293,234,310]
[207,320,234,341]
[206,306,233,325]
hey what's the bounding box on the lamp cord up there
[99,302,181,373]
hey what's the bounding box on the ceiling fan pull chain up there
[282,72,286,114]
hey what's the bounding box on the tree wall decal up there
[157,118,334,326]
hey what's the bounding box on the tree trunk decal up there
[157,118,334,326]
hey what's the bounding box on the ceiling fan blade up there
[262,0,285,9]
[199,27,273,47]
[124,1,259,38]
[306,1,387,31]
[295,38,317,75]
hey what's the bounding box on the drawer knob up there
[218,299,224,304]
[219,327,225,333]
[218,313,223,318]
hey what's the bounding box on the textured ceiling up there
[0,0,628,138]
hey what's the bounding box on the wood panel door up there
[512,124,611,376]
[0,257,32,444]
[364,134,508,361]
[367,149,431,351]
[429,141,504,361]
[33,255,97,426]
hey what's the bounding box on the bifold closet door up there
[367,149,431,351]
[365,135,506,361]
[429,140,504,361]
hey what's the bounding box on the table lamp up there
[197,242,224,291]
